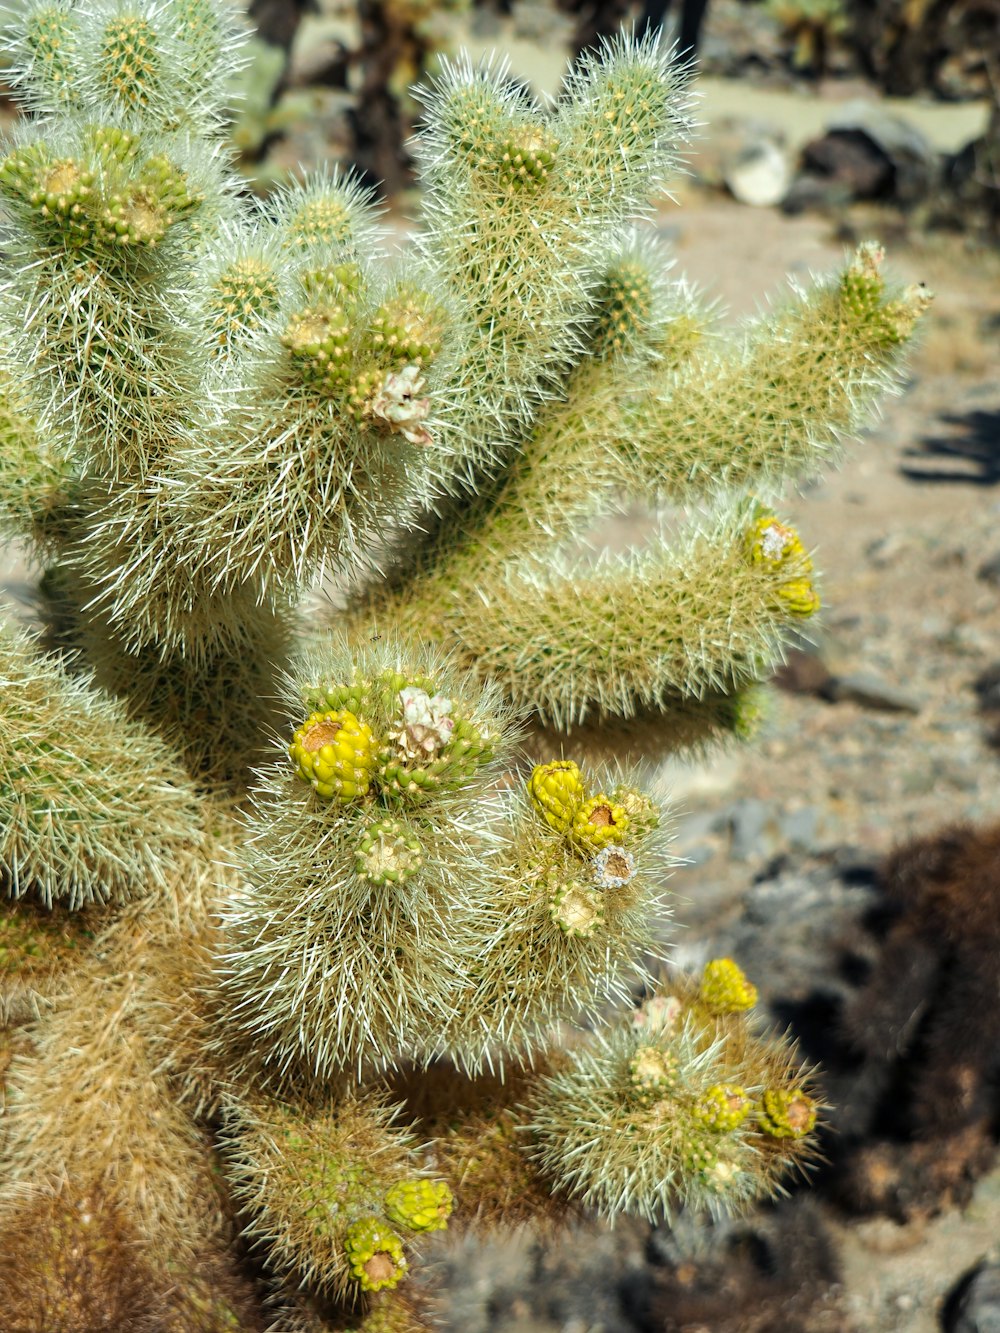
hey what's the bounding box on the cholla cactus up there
[0,2,929,1325]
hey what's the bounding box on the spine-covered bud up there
[209,257,282,351]
[98,14,161,111]
[699,958,758,1013]
[611,785,660,840]
[343,1217,408,1293]
[383,1179,453,1234]
[758,1087,817,1140]
[289,709,377,801]
[570,794,629,850]
[528,760,585,834]
[592,257,654,358]
[355,818,424,886]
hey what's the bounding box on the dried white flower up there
[592,844,636,889]
[631,994,682,1034]
[759,522,791,562]
[397,686,454,756]
[370,364,432,446]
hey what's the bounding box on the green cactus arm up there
[0,616,205,908]
[0,373,80,553]
[410,35,693,490]
[437,511,818,730]
[624,244,933,500]
[522,965,821,1222]
[219,1090,446,1303]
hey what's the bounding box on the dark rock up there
[978,552,1000,586]
[973,663,1000,714]
[945,1261,1000,1333]
[822,672,921,714]
[773,647,835,696]
[793,104,937,210]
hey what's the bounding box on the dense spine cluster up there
[0,1,929,1325]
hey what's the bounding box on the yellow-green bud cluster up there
[383,1179,453,1233]
[343,1216,407,1293]
[612,786,660,840]
[492,127,557,189]
[527,760,586,834]
[368,288,443,368]
[694,1084,751,1133]
[746,513,820,619]
[345,364,385,422]
[209,258,282,351]
[289,709,377,801]
[699,958,758,1013]
[379,709,493,802]
[592,259,654,358]
[355,818,424,886]
[628,1044,679,1104]
[282,305,354,392]
[285,196,354,249]
[758,1087,817,1139]
[98,15,160,111]
[548,875,605,939]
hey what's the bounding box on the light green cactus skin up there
[0,2,921,1322]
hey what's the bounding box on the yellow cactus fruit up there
[383,1179,453,1233]
[528,760,586,834]
[758,1088,817,1140]
[289,709,376,802]
[694,1084,752,1133]
[699,958,758,1013]
[611,784,660,840]
[343,1217,407,1293]
[571,795,629,851]
[628,1044,678,1105]
[778,575,821,618]
[548,877,606,939]
[355,819,424,886]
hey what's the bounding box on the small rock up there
[823,672,922,714]
[974,663,1000,713]
[978,552,1000,586]
[726,797,776,861]
[779,805,821,854]
[723,137,793,207]
[945,1261,1000,1333]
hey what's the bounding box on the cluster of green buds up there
[746,511,820,619]
[282,305,355,393]
[839,239,933,346]
[491,125,558,189]
[0,128,201,254]
[368,287,444,369]
[341,1180,453,1295]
